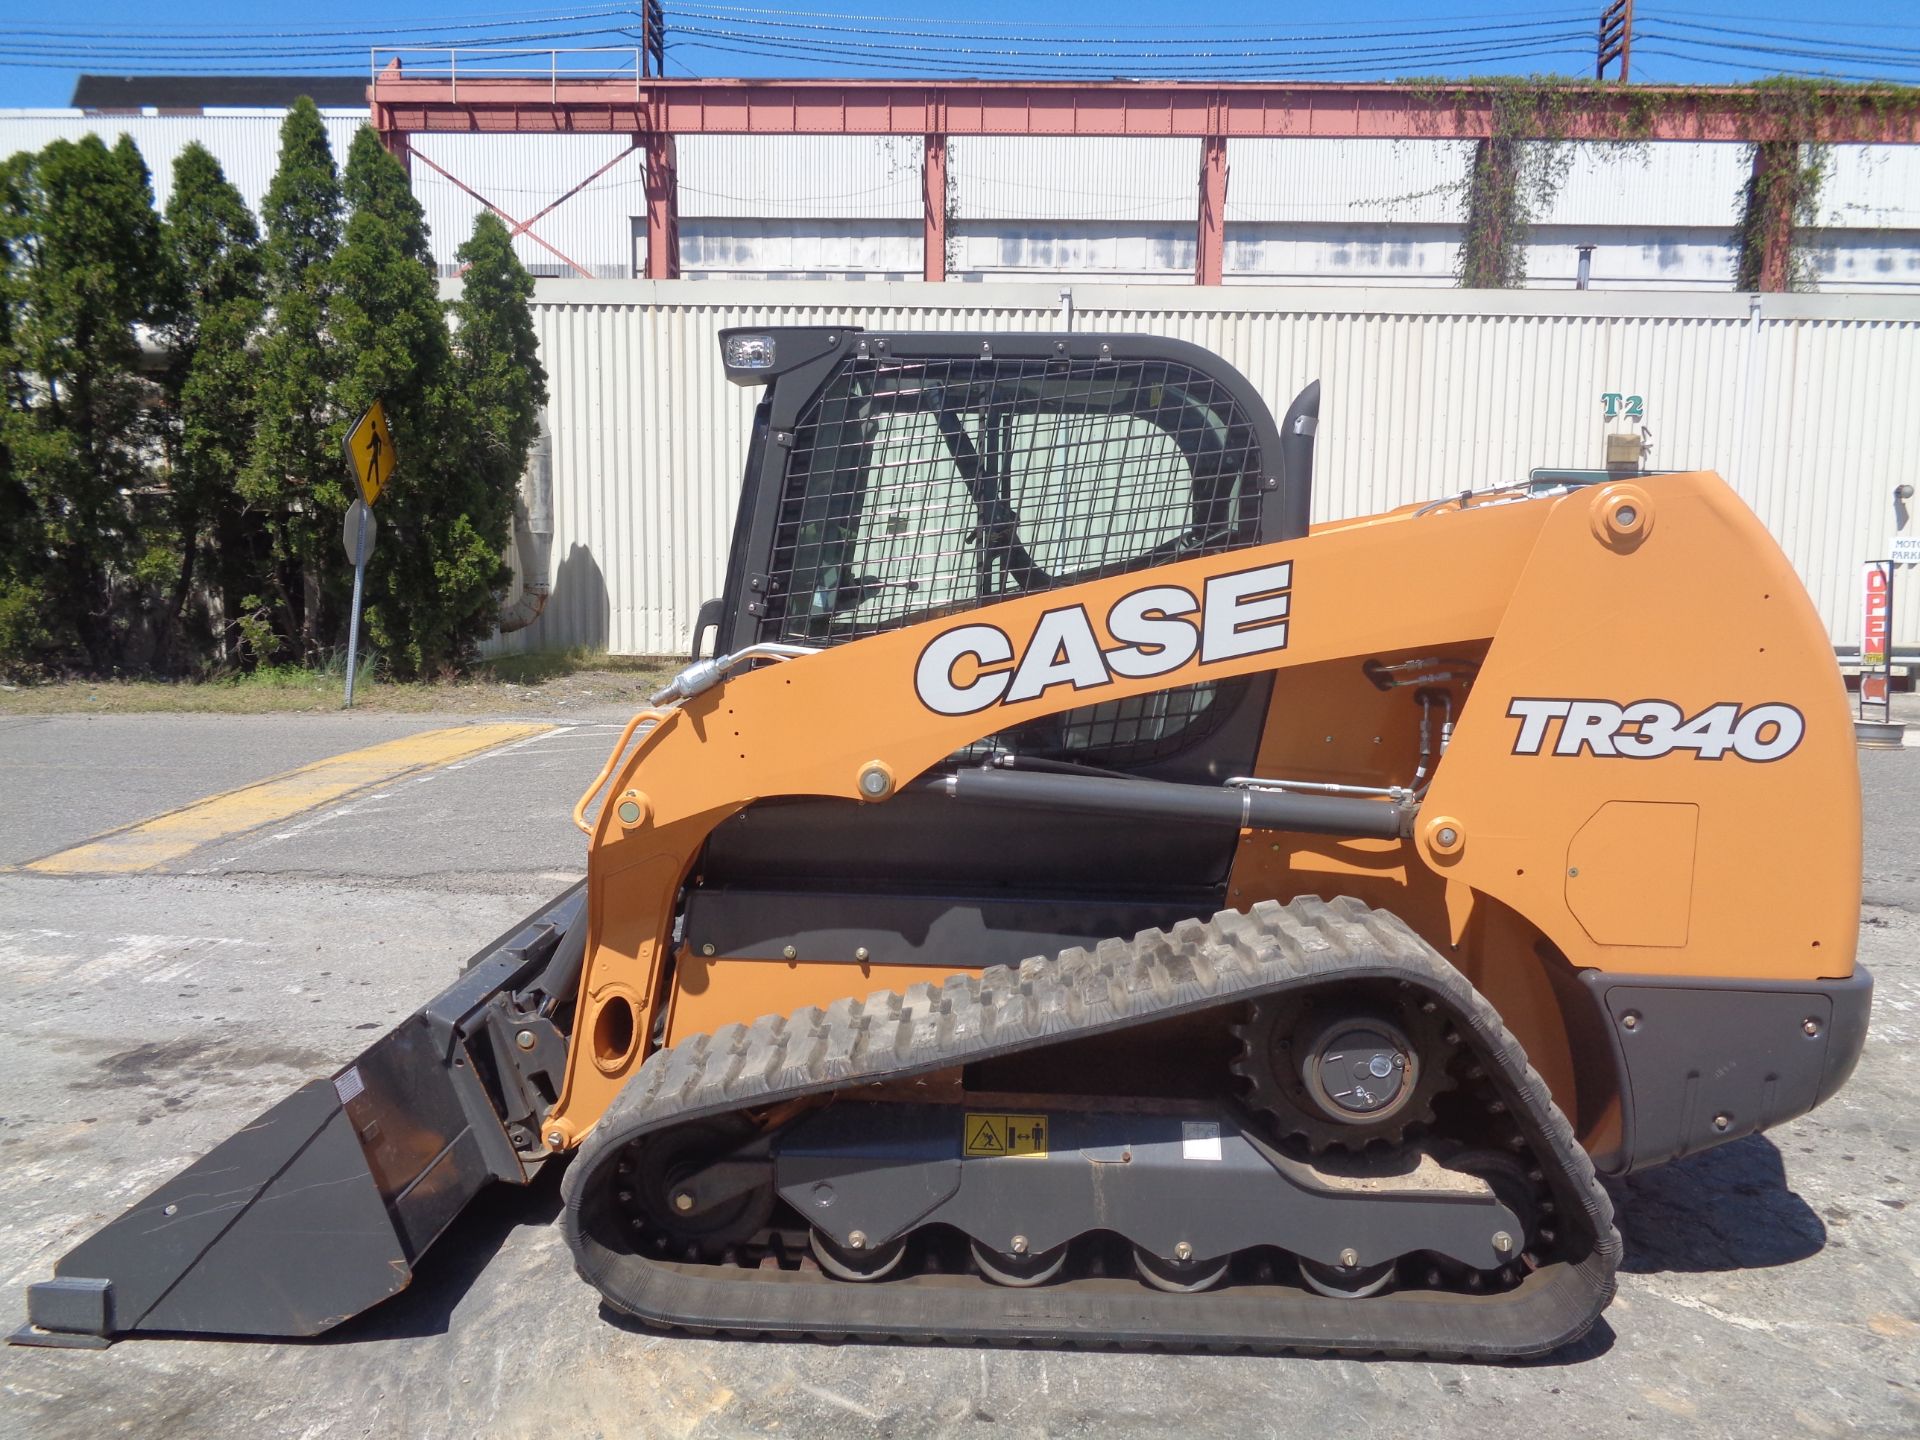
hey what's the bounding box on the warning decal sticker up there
[963,1112,1049,1158]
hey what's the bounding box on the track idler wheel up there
[616,1119,773,1259]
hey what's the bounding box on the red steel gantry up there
[369,71,1920,289]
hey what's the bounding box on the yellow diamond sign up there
[343,399,398,507]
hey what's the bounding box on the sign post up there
[1860,559,1893,725]
[341,400,397,708]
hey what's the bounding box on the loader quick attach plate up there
[563,898,1622,1359]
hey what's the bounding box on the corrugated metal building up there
[0,109,366,214]
[2,107,1916,291]
[484,280,1920,659]
[0,105,1910,661]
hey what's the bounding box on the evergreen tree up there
[0,134,165,670]
[0,151,45,671]
[334,127,521,677]
[244,97,342,659]
[160,142,265,668]
[452,210,547,584]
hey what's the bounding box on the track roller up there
[971,1241,1069,1288]
[810,1230,907,1282]
[1133,1247,1229,1294]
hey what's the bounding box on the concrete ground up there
[0,708,1915,1439]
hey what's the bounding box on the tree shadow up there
[1604,1134,1826,1276]
[528,541,610,651]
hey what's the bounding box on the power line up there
[0,4,1914,89]
[664,9,1595,47]
[1652,5,1920,35]
[666,2,1594,30]
[1633,47,1917,83]
[0,31,641,63]
[663,35,1596,79]
[0,7,637,39]
[1637,25,1920,66]
[662,22,1596,66]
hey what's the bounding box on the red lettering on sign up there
[1862,563,1892,668]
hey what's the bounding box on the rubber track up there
[562,897,1621,1358]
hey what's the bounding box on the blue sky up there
[1,2,1916,107]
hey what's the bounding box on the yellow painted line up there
[24,723,550,875]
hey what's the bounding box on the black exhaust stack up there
[1278,380,1320,540]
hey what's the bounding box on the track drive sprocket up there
[1229,985,1456,1153]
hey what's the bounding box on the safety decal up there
[1506,698,1805,762]
[913,560,1293,717]
[963,1112,1050,1158]
[1181,1120,1224,1161]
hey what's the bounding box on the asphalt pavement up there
[0,708,1915,1439]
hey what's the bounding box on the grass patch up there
[0,649,679,716]
[472,646,665,685]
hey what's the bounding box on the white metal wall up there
[412,132,643,278]
[0,109,364,214]
[680,134,923,219]
[480,281,1920,659]
[6,114,1920,291]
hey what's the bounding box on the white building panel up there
[1536,142,1749,228]
[1810,232,1920,291]
[1821,145,1920,228]
[950,137,1198,222]
[678,218,920,280]
[951,222,1194,282]
[1226,140,1476,224]
[678,135,922,219]
[3,112,1917,294]
[0,109,363,215]
[411,132,641,278]
[1226,225,1462,286]
[1524,227,1741,290]
[479,281,1920,658]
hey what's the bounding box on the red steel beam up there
[922,132,947,283]
[644,134,680,280]
[369,78,1920,143]
[1196,135,1227,286]
[407,146,597,278]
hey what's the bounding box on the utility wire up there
[0,7,637,39]
[661,2,1594,29]
[663,10,1593,47]
[661,22,1595,65]
[663,37,1594,79]
[1636,27,1920,67]
[0,33,642,63]
[1650,5,1920,34]
[1633,48,1917,83]
[1,5,1915,87]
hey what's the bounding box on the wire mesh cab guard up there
[719,329,1307,771]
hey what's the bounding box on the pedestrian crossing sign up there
[343,399,397,507]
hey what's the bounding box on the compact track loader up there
[18,329,1870,1358]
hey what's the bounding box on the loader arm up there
[548,468,1861,1147]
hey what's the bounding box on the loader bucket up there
[12,886,585,1347]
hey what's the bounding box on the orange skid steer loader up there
[16,329,1869,1358]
